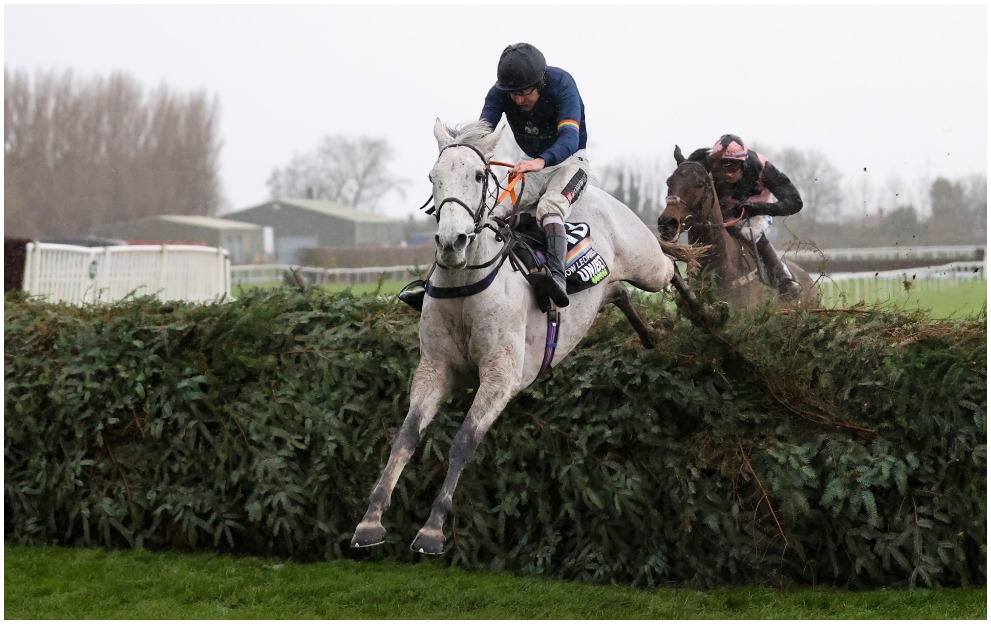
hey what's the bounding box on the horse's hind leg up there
[352,361,453,548]
[606,282,655,349]
[410,357,520,555]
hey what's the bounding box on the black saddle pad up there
[510,213,610,294]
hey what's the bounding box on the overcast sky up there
[4,3,987,219]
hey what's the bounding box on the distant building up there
[91,215,269,265]
[222,199,406,263]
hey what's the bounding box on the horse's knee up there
[392,416,422,451]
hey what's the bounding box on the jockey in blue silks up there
[480,42,589,308]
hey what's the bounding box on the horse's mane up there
[444,120,495,147]
[687,147,710,163]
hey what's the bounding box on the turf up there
[4,545,986,619]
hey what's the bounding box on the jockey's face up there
[510,86,540,112]
[718,159,744,184]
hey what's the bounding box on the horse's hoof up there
[410,528,445,555]
[639,333,656,349]
[351,522,386,548]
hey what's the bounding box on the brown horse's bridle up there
[664,161,714,237]
[664,161,750,237]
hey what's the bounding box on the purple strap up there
[538,309,559,377]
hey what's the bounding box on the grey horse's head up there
[429,119,503,269]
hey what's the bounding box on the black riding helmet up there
[496,43,547,91]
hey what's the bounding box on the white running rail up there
[22,243,231,305]
[231,264,419,286]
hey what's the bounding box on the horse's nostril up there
[455,234,468,250]
[657,217,679,242]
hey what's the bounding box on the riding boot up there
[529,222,570,308]
[756,236,803,298]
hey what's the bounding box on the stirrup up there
[398,280,426,311]
[526,269,569,308]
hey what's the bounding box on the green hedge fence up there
[3,288,985,588]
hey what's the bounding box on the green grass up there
[820,278,986,319]
[235,276,986,319]
[3,545,985,619]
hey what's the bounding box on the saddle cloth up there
[511,213,610,294]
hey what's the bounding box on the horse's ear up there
[674,145,685,164]
[479,125,503,159]
[433,117,454,151]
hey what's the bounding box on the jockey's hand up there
[511,158,545,177]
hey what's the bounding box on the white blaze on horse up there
[351,119,674,555]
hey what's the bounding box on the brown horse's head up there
[657,145,717,242]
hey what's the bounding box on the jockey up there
[709,134,804,297]
[479,42,589,308]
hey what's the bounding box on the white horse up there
[352,119,675,555]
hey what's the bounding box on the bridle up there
[417,142,525,271]
[663,161,713,238]
[663,161,746,238]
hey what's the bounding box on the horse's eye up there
[475,171,484,182]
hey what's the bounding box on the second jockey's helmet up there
[712,134,749,160]
[496,43,547,91]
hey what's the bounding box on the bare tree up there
[764,146,844,228]
[4,68,223,238]
[597,154,671,225]
[963,174,987,234]
[267,135,407,212]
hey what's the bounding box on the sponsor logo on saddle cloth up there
[561,222,609,293]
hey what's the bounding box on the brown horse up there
[656,146,821,309]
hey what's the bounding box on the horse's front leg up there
[351,360,454,547]
[410,353,521,555]
[605,282,655,348]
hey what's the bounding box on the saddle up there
[398,212,611,312]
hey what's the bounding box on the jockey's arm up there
[743,162,804,216]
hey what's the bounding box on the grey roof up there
[96,214,261,231]
[158,215,262,230]
[234,198,398,224]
